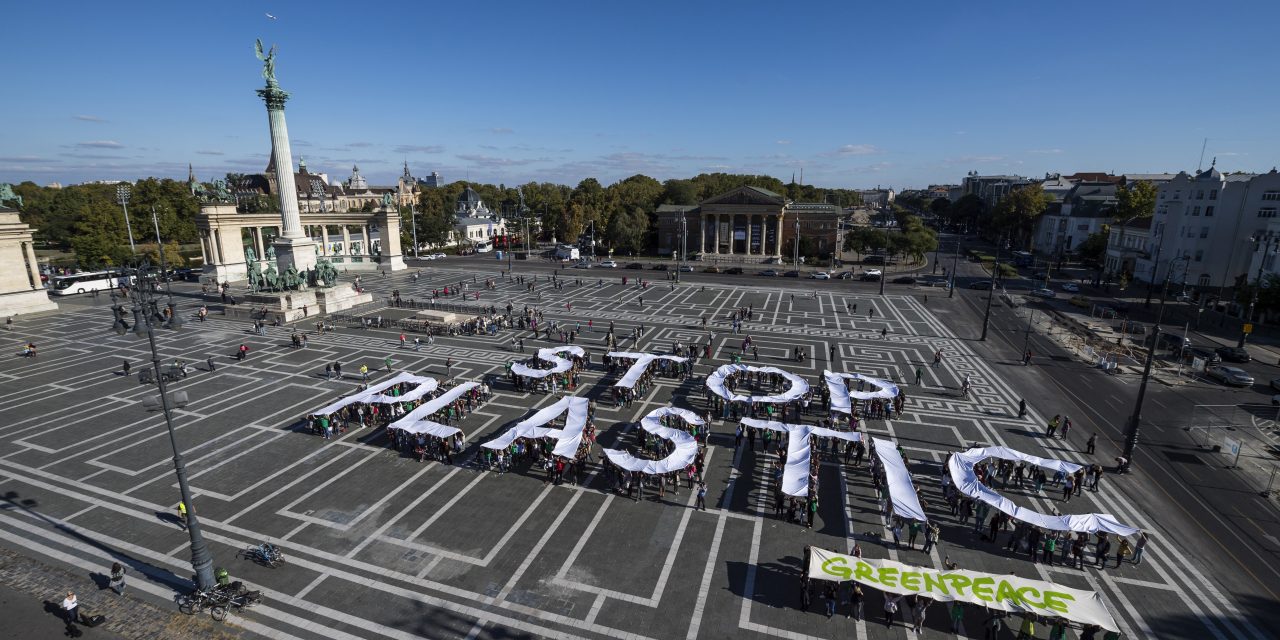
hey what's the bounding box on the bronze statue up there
[246,260,262,293]
[255,39,278,86]
[263,264,280,291]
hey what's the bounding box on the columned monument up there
[254,40,316,275]
[0,206,58,318]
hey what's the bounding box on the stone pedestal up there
[415,309,461,324]
[0,207,58,318]
[315,285,373,315]
[272,236,317,275]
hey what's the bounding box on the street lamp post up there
[1122,255,1189,466]
[1240,233,1278,347]
[949,239,960,299]
[980,236,1004,340]
[116,183,137,254]
[793,217,800,273]
[410,204,419,259]
[677,215,686,283]
[110,264,214,590]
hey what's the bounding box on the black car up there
[624,262,643,269]
[892,276,917,284]
[968,281,994,290]
[758,269,779,277]
[1182,347,1221,366]
[651,263,668,270]
[725,267,744,275]
[783,270,800,277]
[859,273,881,282]
[1215,346,1251,363]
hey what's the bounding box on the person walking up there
[177,500,188,530]
[109,562,127,595]
[207,356,216,373]
[333,361,342,380]
[384,356,393,372]
[122,360,131,377]
[914,366,923,385]
[1086,433,1098,455]
[1047,414,1060,438]
[848,584,864,620]
[696,482,707,511]
[1116,537,1132,568]
[360,364,369,382]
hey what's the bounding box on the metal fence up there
[1188,403,1280,498]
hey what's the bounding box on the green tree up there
[1113,181,1158,221]
[606,206,650,254]
[947,194,984,231]
[661,179,699,206]
[992,184,1049,248]
[1076,227,1109,264]
[930,197,950,218]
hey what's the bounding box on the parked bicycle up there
[239,542,285,568]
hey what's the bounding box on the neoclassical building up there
[232,159,420,214]
[656,186,840,259]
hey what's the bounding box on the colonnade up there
[698,212,785,257]
[198,224,379,267]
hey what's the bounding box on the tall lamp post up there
[410,204,419,259]
[1122,255,1190,466]
[949,239,960,299]
[109,264,215,590]
[1240,232,1279,347]
[677,214,687,283]
[980,236,1004,341]
[116,183,137,254]
[793,217,800,273]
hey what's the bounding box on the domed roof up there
[457,186,481,204]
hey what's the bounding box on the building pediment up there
[700,185,786,207]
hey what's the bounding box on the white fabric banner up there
[824,371,899,414]
[741,418,861,497]
[602,407,702,474]
[312,373,436,416]
[706,364,809,404]
[871,437,927,522]
[948,446,1138,536]
[481,396,590,460]
[393,420,462,438]
[807,549,1120,631]
[511,346,586,379]
[606,352,688,388]
[387,382,480,432]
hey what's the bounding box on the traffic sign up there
[1243,323,1254,334]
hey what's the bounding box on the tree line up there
[4,172,867,269]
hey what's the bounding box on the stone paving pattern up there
[0,265,1265,639]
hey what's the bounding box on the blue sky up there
[3,0,1278,189]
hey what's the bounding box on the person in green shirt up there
[1018,614,1036,639]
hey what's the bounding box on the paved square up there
[0,266,1263,639]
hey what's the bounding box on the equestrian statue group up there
[245,248,339,294]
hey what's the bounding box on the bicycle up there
[177,587,233,619]
[240,542,286,568]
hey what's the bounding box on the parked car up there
[678,265,693,272]
[1029,288,1056,298]
[1147,332,1191,352]
[599,260,618,268]
[809,271,831,280]
[725,267,744,275]
[758,269,779,277]
[863,269,882,277]
[625,262,643,269]
[783,270,800,277]
[860,272,882,282]
[573,261,592,269]
[1068,295,1090,308]
[863,255,885,265]
[651,263,668,270]
[703,265,721,273]
[968,281,994,290]
[1061,282,1080,292]
[835,271,855,280]
[892,276,917,284]
[1215,346,1251,363]
[1207,365,1254,387]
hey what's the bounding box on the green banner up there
[808,548,1119,631]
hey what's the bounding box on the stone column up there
[257,81,317,274]
[22,242,40,290]
[713,214,721,254]
[341,226,351,262]
[253,228,265,263]
[321,226,330,256]
[699,213,706,254]
[776,214,784,257]
[361,225,370,262]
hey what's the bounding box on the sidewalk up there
[0,545,250,640]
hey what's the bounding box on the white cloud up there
[195,150,225,156]
[489,127,514,135]
[1027,148,1063,155]
[836,144,880,155]
[776,140,791,145]
[74,115,107,123]
[393,144,444,154]
[456,153,544,167]
[77,140,124,149]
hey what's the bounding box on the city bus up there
[1010,251,1034,267]
[49,270,130,295]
